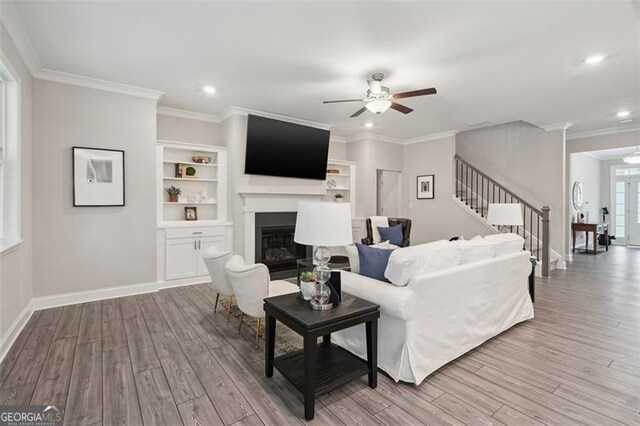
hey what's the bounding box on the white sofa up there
[333,236,534,384]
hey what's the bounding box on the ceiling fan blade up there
[350,107,367,118]
[390,102,414,114]
[323,99,364,104]
[392,88,437,99]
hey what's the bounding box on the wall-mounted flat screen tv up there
[244,114,330,180]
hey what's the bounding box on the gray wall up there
[456,121,565,256]
[157,114,223,145]
[403,136,490,244]
[567,130,640,154]
[32,79,158,296]
[346,138,404,218]
[0,22,34,339]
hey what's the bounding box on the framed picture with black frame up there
[72,147,125,207]
[417,174,434,199]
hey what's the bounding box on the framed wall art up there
[73,147,125,206]
[417,174,434,199]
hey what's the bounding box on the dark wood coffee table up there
[264,292,379,420]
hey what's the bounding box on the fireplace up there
[255,212,311,278]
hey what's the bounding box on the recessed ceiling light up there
[364,122,374,128]
[619,119,634,124]
[585,55,604,64]
[617,110,631,118]
[203,86,216,94]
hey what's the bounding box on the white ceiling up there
[9,1,640,138]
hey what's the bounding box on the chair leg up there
[255,317,262,349]
[226,296,233,322]
[214,293,220,313]
[237,312,245,334]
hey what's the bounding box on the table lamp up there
[487,203,523,233]
[295,201,353,310]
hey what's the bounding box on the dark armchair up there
[361,217,412,247]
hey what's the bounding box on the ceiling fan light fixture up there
[365,99,392,114]
[623,148,640,164]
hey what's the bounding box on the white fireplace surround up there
[240,192,325,263]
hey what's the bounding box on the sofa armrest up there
[339,271,414,320]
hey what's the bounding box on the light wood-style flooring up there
[1,246,639,425]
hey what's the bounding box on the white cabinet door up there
[166,238,197,280]
[196,236,227,276]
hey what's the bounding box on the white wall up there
[328,139,347,161]
[456,121,566,257]
[569,153,601,246]
[567,129,640,153]
[403,136,491,244]
[157,113,223,146]
[346,138,404,218]
[32,79,157,297]
[0,22,33,343]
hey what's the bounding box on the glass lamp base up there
[309,299,334,310]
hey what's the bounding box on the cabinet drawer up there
[165,227,226,239]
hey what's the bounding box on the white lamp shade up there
[487,203,523,226]
[365,99,392,114]
[294,201,353,246]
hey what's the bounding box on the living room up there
[1,2,639,425]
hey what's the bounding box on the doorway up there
[376,169,402,217]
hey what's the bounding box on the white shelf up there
[163,177,218,182]
[163,160,218,167]
[326,173,349,177]
[327,187,350,191]
[163,201,217,205]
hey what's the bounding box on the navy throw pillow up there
[356,243,395,282]
[378,224,404,246]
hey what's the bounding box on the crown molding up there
[157,106,220,123]
[404,130,458,145]
[540,122,574,132]
[566,125,640,140]
[0,1,42,75]
[345,132,405,145]
[220,105,332,130]
[35,68,164,100]
[329,135,347,144]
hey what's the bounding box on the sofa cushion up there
[356,243,395,282]
[483,233,525,256]
[378,224,404,246]
[454,239,496,264]
[346,241,399,274]
[385,240,461,286]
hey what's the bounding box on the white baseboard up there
[31,281,160,310]
[0,299,35,364]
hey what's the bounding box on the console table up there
[264,292,379,420]
[572,222,608,254]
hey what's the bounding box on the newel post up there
[541,206,551,277]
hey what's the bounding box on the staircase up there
[454,155,553,277]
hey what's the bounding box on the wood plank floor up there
[1,246,638,425]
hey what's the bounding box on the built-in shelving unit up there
[325,159,356,217]
[157,141,227,226]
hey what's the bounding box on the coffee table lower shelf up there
[273,343,369,396]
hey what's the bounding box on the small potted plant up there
[166,185,181,202]
[334,193,344,202]
[299,271,316,301]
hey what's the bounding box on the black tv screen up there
[245,115,330,180]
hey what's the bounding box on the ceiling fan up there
[323,73,437,118]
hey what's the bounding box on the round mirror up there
[572,181,583,210]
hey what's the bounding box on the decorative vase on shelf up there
[168,194,178,203]
[199,191,208,203]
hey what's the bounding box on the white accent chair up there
[202,249,235,322]
[224,255,298,347]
